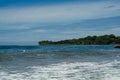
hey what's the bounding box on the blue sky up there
[0,0,120,45]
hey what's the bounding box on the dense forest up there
[38,34,120,45]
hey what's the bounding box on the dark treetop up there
[38,34,120,45]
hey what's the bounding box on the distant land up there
[38,34,120,45]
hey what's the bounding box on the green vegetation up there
[38,34,120,45]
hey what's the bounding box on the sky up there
[0,0,120,45]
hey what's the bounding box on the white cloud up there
[109,27,120,31]
[59,25,120,38]
[0,25,31,30]
[33,29,46,33]
[0,1,120,24]
[0,37,8,41]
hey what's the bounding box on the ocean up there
[0,45,120,80]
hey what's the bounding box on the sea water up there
[0,45,120,80]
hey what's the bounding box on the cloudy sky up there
[0,0,120,45]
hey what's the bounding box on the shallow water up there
[0,45,120,80]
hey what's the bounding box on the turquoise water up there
[0,45,120,80]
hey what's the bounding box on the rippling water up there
[0,45,120,80]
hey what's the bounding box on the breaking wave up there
[0,60,120,80]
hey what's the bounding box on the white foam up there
[0,61,120,80]
[105,76,120,80]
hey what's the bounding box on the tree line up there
[38,34,120,45]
